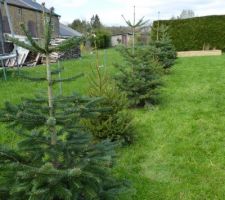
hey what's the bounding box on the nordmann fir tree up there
[116,7,162,108]
[115,45,162,108]
[0,6,130,200]
[122,5,148,54]
[150,25,177,70]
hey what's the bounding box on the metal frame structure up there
[0,0,19,80]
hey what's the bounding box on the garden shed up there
[111,32,132,46]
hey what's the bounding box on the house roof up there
[0,0,60,16]
[59,23,82,38]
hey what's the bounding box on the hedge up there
[152,15,225,51]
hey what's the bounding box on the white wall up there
[111,35,123,46]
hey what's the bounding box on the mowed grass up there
[1,49,225,199]
[116,55,225,199]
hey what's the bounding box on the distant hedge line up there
[152,15,225,51]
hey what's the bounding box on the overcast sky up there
[37,0,225,26]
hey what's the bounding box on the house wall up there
[111,35,122,46]
[111,34,132,47]
[1,4,59,38]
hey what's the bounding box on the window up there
[0,8,3,32]
[46,16,55,33]
[18,8,22,15]
[3,16,10,33]
[27,20,37,37]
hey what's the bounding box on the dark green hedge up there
[152,15,225,51]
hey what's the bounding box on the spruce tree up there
[150,25,177,69]
[115,46,162,107]
[0,7,129,200]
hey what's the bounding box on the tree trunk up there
[46,54,57,145]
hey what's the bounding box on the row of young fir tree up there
[115,25,177,107]
[0,6,176,199]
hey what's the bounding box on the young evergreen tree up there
[122,6,148,54]
[150,25,177,69]
[0,7,129,200]
[115,46,162,107]
[82,42,134,143]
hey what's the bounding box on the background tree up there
[69,19,91,34]
[92,29,111,48]
[70,14,112,49]
[106,26,131,35]
[179,9,195,19]
[90,14,111,48]
[91,14,102,30]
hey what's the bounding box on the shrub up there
[82,61,134,144]
[152,15,225,51]
[91,29,112,49]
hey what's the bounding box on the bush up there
[115,46,163,107]
[152,15,225,51]
[82,65,134,144]
[91,29,112,49]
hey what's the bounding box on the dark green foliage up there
[91,14,102,30]
[69,19,91,34]
[0,7,130,200]
[148,40,176,69]
[91,29,112,49]
[115,46,162,107]
[89,15,111,49]
[70,14,111,49]
[0,95,129,200]
[83,67,134,143]
[150,26,177,69]
[152,15,225,51]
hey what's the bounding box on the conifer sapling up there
[0,6,130,200]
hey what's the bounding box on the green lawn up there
[1,50,225,199]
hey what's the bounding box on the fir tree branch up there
[50,37,83,53]
[20,24,46,53]
[51,67,64,75]
[6,36,40,53]
[19,74,46,82]
[52,73,84,84]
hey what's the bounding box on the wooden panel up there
[177,50,222,57]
